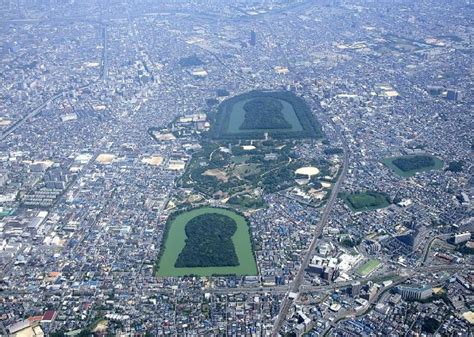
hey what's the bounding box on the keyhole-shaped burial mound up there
[174,213,239,268]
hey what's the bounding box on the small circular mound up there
[295,166,320,177]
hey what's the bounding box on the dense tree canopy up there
[392,155,435,172]
[228,194,264,208]
[175,213,239,268]
[324,147,344,155]
[422,318,440,334]
[446,160,464,172]
[179,55,204,67]
[344,191,390,211]
[240,98,291,130]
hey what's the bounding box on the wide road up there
[272,124,349,336]
[0,91,63,142]
[1,263,467,299]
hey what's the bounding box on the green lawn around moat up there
[156,207,257,277]
[383,154,444,177]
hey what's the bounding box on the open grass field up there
[383,154,443,177]
[231,155,250,164]
[342,191,390,212]
[202,169,228,182]
[356,259,381,277]
[233,163,261,177]
[156,207,257,277]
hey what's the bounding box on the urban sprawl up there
[0,0,473,336]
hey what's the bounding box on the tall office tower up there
[350,281,362,297]
[250,30,256,46]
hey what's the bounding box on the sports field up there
[156,207,257,277]
[356,259,381,277]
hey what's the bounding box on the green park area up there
[383,154,443,177]
[342,191,390,212]
[180,140,330,200]
[154,89,331,203]
[156,207,257,277]
[210,90,323,139]
[227,194,265,209]
[356,259,381,277]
